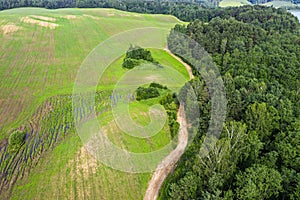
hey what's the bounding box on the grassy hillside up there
[262,0,297,8]
[0,7,182,140]
[219,0,252,7]
[0,8,189,199]
[218,0,298,8]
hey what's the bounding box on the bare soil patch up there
[68,146,99,179]
[63,15,76,19]
[21,16,59,29]
[30,15,56,22]
[1,24,20,35]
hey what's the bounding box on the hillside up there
[0,7,182,139]
[0,8,190,199]
[219,0,252,7]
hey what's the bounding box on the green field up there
[262,1,297,8]
[0,7,183,139]
[218,0,298,8]
[0,7,189,199]
[219,0,252,7]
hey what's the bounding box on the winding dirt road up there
[143,49,194,200]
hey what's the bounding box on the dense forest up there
[1,0,300,21]
[1,0,300,22]
[160,5,300,200]
[0,0,212,13]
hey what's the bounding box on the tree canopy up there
[161,5,300,200]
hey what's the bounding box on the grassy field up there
[218,0,297,8]
[7,51,187,200]
[262,1,297,8]
[0,8,189,199]
[0,7,182,140]
[219,0,251,7]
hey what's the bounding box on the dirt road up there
[144,104,188,200]
[143,49,194,200]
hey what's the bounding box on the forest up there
[1,0,300,21]
[1,0,300,22]
[0,0,210,13]
[160,5,300,200]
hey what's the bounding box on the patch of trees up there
[150,82,167,90]
[122,58,141,70]
[136,86,160,101]
[160,5,300,200]
[122,45,156,69]
[136,82,168,101]
[160,93,179,138]
[135,83,179,138]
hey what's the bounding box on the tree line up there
[1,0,300,18]
[160,5,300,200]
[0,0,211,14]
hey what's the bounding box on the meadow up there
[262,1,298,8]
[219,0,251,7]
[0,8,189,199]
[218,0,298,8]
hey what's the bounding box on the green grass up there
[0,7,189,199]
[0,7,182,140]
[98,96,171,154]
[218,0,297,8]
[262,1,297,8]
[10,132,152,200]
[8,49,188,199]
[219,0,252,7]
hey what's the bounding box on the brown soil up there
[1,24,20,34]
[21,16,59,29]
[30,15,56,22]
[68,147,99,178]
[63,15,76,19]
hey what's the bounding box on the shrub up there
[136,86,160,100]
[122,45,157,69]
[122,58,141,69]
[170,121,180,138]
[126,46,154,62]
[8,130,26,151]
[149,82,167,89]
[159,93,178,107]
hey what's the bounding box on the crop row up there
[0,90,111,194]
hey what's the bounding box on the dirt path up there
[143,49,194,200]
[144,105,188,200]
